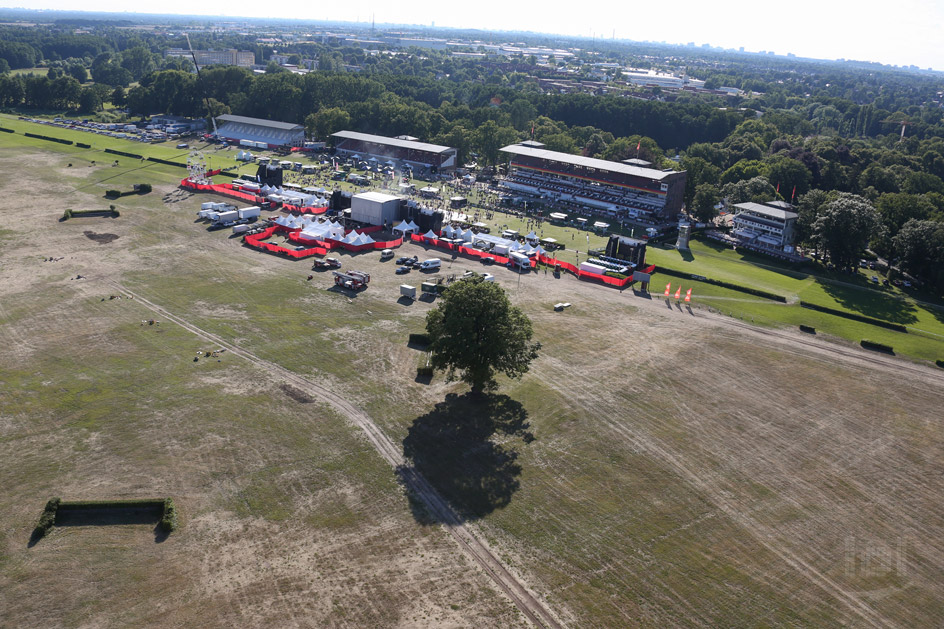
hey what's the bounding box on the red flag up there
[684,288,692,302]
[636,141,641,151]
[791,185,797,202]
[664,283,671,296]
[776,182,780,193]
[674,286,681,300]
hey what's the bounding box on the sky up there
[6,0,944,70]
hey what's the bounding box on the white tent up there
[442,224,456,238]
[423,229,438,239]
[461,229,474,242]
[392,220,411,235]
[525,230,538,242]
[354,232,375,246]
[406,220,420,232]
[343,231,360,244]
[533,245,546,255]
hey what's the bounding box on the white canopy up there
[533,245,546,255]
[461,229,474,242]
[442,224,456,238]
[423,229,438,239]
[406,220,420,232]
[525,230,538,240]
[354,232,375,246]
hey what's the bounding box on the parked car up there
[870,276,879,283]
[480,257,495,265]
[396,256,412,264]
[395,266,411,274]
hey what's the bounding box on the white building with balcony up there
[730,201,798,253]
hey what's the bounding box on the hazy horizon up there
[2,2,944,71]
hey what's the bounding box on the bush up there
[136,183,152,194]
[105,190,121,198]
[33,497,61,539]
[936,359,944,369]
[799,325,816,334]
[160,498,178,532]
[800,302,907,332]
[861,339,894,353]
[416,365,434,377]
[76,142,91,149]
[408,333,430,346]
[62,209,72,220]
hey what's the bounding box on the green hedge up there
[409,333,430,346]
[75,142,91,148]
[104,148,142,159]
[935,359,944,369]
[146,156,188,169]
[861,339,894,353]
[800,302,907,332]
[33,498,179,535]
[799,325,816,334]
[105,189,121,198]
[416,365,434,377]
[63,208,119,219]
[33,497,61,539]
[656,266,788,302]
[0,127,14,133]
[24,132,72,145]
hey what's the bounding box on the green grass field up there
[1,131,942,627]
[4,111,943,365]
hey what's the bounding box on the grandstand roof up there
[733,202,798,221]
[332,131,454,155]
[500,144,680,181]
[217,115,304,131]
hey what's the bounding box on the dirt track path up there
[106,280,563,629]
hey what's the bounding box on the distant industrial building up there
[499,142,687,221]
[215,115,306,149]
[332,131,458,175]
[165,48,255,68]
[730,201,798,253]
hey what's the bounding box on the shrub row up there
[62,208,119,219]
[105,189,122,198]
[33,497,61,539]
[57,499,167,511]
[656,266,788,302]
[104,148,142,159]
[146,156,187,169]
[799,325,816,334]
[75,142,91,148]
[0,127,14,133]
[416,365,434,377]
[24,132,72,145]
[861,339,894,353]
[799,302,908,332]
[408,333,430,346]
[936,359,944,369]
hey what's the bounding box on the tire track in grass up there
[107,280,563,629]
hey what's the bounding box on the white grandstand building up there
[214,115,306,149]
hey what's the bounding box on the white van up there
[380,249,394,260]
[419,258,442,270]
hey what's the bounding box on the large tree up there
[426,277,541,394]
[812,193,883,269]
[893,219,944,290]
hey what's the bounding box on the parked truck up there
[237,206,261,221]
[399,284,417,300]
[333,271,367,290]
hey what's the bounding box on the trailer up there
[232,224,250,235]
[333,271,367,290]
[214,210,239,224]
[237,206,261,221]
[399,284,417,300]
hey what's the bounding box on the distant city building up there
[165,48,255,68]
[215,115,305,148]
[499,142,687,221]
[730,201,798,253]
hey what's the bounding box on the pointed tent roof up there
[343,230,360,244]
[526,230,538,240]
[423,229,438,239]
[533,245,546,255]
[442,224,456,238]
[461,229,474,242]
[393,220,411,232]
[406,220,420,232]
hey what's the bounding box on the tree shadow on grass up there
[397,392,533,525]
[815,277,919,325]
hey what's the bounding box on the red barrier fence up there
[244,224,403,259]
